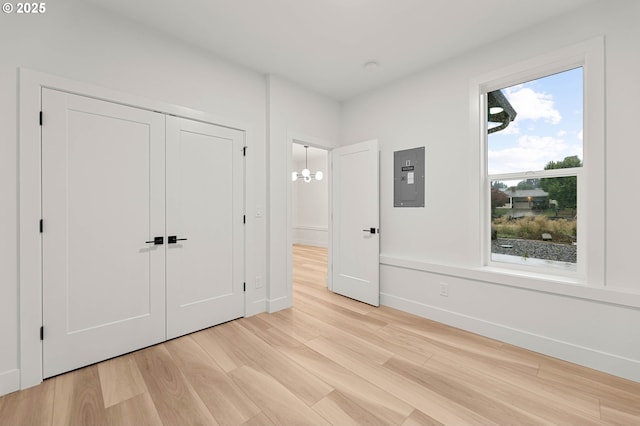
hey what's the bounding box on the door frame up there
[18,69,251,390]
[287,133,335,304]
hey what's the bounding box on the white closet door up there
[165,117,245,339]
[42,89,166,378]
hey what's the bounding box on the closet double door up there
[41,89,245,378]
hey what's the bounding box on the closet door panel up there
[42,89,166,378]
[166,117,245,339]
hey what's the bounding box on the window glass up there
[490,177,577,269]
[487,67,582,270]
[488,67,583,175]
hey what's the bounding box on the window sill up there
[379,254,640,309]
[489,253,577,273]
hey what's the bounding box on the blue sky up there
[488,67,583,175]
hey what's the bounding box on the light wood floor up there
[1,244,639,425]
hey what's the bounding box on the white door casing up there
[165,117,245,339]
[42,89,166,378]
[331,140,380,306]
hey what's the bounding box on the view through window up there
[487,67,583,270]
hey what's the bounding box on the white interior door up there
[42,89,166,378]
[165,117,245,339]
[331,140,380,306]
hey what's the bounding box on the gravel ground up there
[492,238,577,263]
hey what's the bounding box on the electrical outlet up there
[255,275,263,289]
[440,283,449,297]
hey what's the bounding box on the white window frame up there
[475,37,605,286]
[488,168,583,275]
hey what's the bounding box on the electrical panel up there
[394,147,425,207]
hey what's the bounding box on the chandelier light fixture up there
[292,145,323,183]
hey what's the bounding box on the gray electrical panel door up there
[394,147,425,207]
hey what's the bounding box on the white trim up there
[293,225,328,231]
[292,226,328,248]
[24,70,250,131]
[0,369,20,396]
[471,36,605,286]
[475,38,598,93]
[380,255,640,308]
[246,299,267,317]
[18,68,253,390]
[18,69,44,390]
[293,240,328,248]
[489,168,582,181]
[327,150,334,291]
[381,291,640,383]
[267,296,290,314]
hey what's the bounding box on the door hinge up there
[39,219,43,233]
[39,111,43,126]
[243,146,247,156]
[243,282,246,292]
[243,215,246,224]
[40,326,44,340]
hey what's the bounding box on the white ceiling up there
[84,0,597,101]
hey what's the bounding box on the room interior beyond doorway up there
[291,142,329,293]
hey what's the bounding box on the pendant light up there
[292,145,323,183]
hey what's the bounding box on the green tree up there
[541,155,581,209]
[491,188,509,216]
[516,178,540,190]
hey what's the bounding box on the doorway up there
[288,139,380,308]
[291,142,329,299]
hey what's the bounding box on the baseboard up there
[0,369,20,397]
[381,292,640,383]
[246,299,267,317]
[267,296,291,313]
[293,239,328,248]
[292,226,328,248]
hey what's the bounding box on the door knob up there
[168,235,188,244]
[362,228,377,234]
[145,236,164,245]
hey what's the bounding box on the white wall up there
[0,66,19,395]
[267,76,340,312]
[0,0,267,394]
[3,0,638,394]
[292,153,329,247]
[341,0,640,381]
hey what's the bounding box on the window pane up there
[490,177,577,268]
[487,67,583,175]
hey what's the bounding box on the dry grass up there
[492,215,576,244]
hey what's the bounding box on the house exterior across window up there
[501,188,550,211]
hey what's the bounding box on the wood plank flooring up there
[1,244,639,425]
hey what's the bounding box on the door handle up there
[362,228,377,234]
[145,236,164,245]
[168,235,188,244]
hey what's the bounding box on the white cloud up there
[578,129,583,140]
[557,130,567,137]
[502,86,562,134]
[501,122,521,135]
[488,135,581,174]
